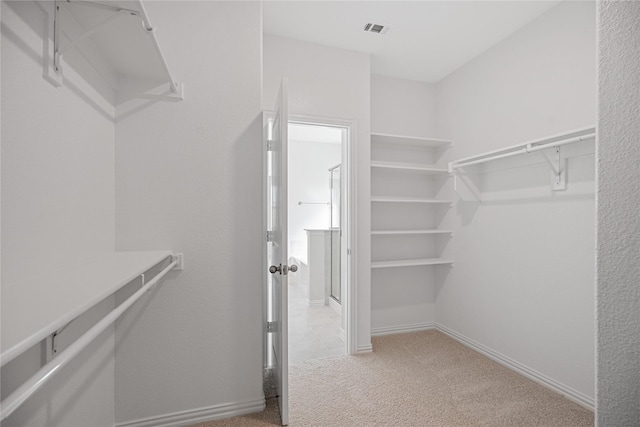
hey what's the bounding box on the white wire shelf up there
[371,258,454,269]
[49,0,184,102]
[371,230,453,235]
[370,161,449,174]
[449,126,595,171]
[1,251,173,366]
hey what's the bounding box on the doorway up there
[287,120,350,364]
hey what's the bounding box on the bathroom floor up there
[288,275,344,364]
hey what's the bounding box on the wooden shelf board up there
[371,258,454,269]
[1,251,173,365]
[371,132,452,148]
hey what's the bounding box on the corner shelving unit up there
[370,132,453,269]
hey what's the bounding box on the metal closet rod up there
[0,257,178,421]
[450,132,596,170]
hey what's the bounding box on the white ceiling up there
[263,1,561,83]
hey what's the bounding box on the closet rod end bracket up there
[171,253,184,271]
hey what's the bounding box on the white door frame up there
[288,114,357,356]
[263,113,358,365]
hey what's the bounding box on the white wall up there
[288,140,341,263]
[369,75,443,333]
[435,1,596,406]
[263,34,372,352]
[371,74,437,137]
[597,2,640,424]
[113,1,264,424]
[1,1,115,426]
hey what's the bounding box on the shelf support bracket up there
[53,0,138,77]
[56,8,129,66]
[51,0,183,103]
[452,169,482,202]
[537,146,566,191]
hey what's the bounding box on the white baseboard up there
[328,297,342,314]
[307,299,325,307]
[115,397,266,427]
[357,343,373,353]
[435,323,595,411]
[371,322,435,337]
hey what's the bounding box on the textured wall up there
[435,1,596,405]
[114,1,264,424]
[371,75,437,137]
[596,1,640,424]
[1,1,115,425]
[263,35,372,352]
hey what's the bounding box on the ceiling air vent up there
[363,23,388,34]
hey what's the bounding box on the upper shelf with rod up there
[0,251,183,420]
[448,126,595,198]
[49,0,184,103]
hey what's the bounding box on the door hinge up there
[267,321,275,333]
[266,230,274,242]
[266,139,274,152]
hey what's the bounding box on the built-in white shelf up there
[371,258,454,269]
[371,132,451,148]
[371,230,453,235]
[1,251,173,366]
[371,196,452,204]
[370,161,449,174]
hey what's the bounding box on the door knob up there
[269,264,298,274]
[269,265,281,274]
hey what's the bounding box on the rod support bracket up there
[171,253,184,271]
[540,147,566,191]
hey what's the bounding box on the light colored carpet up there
[192,330,593,426]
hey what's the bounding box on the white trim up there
[357,343,373,354]
[262,112,271,369]
[288,114,358,357]
[435,323,595,411]
[371,322,435,336]
[328,296,342,314]
[115,397,266,427]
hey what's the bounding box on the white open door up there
[265,79,291,426]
